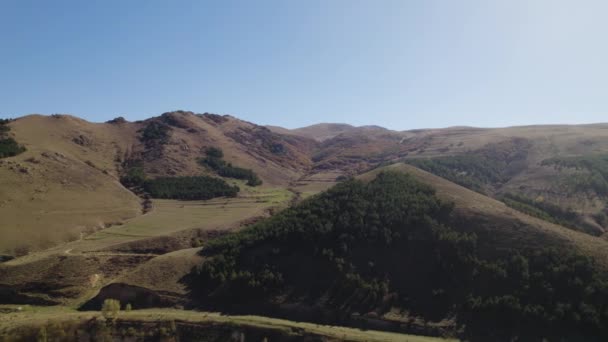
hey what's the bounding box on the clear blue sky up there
[1,0,607,130]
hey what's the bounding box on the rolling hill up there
[0,112,316,256]
[185,165,608,341]
[4,112,608,340]
[276,122,608,235]
[268,123,389,142]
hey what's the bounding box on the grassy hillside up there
[187,166,608,341]
[0,307,454,342]
[0,115,142,256]
[0,184,294,306]
[307,123,608,230]
[0,111,316,256]
[5,112,608,255]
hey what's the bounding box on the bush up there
[205,147,224,159]
[120,165,146,188]
[139,121,170,146]
[101,299,121,322]
[0,119,26,158]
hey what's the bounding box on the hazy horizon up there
[2,0,608,130]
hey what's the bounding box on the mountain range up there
[3,111,608,340]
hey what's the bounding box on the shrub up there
[0,119,25,158]
[139,121,170,146]
[205,146,224,159]
[101,299,121,322]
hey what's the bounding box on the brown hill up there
[0,112,317,255]
[269,123,388,142]
[308,123,608,233]
[0,114,142,256]
[90,163,608,312]
[4,112,608,255]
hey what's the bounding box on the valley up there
[2,112,608,341]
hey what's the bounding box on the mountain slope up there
[269,123,388,142]
[0,112,317,255]
[0,115,142,255]
[310,123,608,233]
[363,164,608,265]
[186,164,608,341]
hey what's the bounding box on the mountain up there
[186,165,608,341]
[4,113,608,255]
[312,124,608,236]
[268,123,388,142]
[4,112,608,340]
[0,111,316,255]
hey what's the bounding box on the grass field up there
[83,183,292,247]
[0,306,457,342]
[5,184,293,262]
[0,185,295,307]
[291,171,342,200]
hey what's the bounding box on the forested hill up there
[188,170,608,341]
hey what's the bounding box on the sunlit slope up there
[0,185,294,306]
[0,115,141,255]
[0,112,316,255]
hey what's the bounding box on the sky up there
[1,0,607,130]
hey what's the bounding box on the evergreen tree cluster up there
[120,159,239,200]
[200,147,262,186]
[138,121,170,147]
[0,119,26,158]
[143,176,239,200]
[190,171,608,341]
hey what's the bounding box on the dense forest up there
[0,119,26,158]
[200,147,262,186]
[189,171,608,341]
[143,176,239,200]
[120,160,239,200]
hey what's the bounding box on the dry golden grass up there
[291,171,342,199]
[0,183,295,306]
[116,248,202,295]
[0,115,142,255]
[0,307,457,342]
[0,112,311,255]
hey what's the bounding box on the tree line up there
[120,159,239,201]
[200,147,262,186]
[189,171,608,341]
[0,118,26,158]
